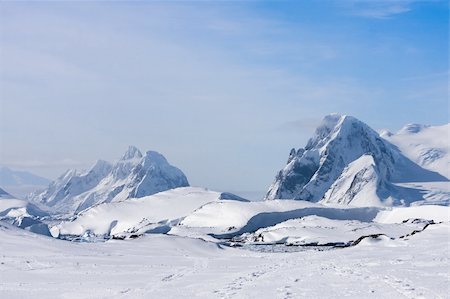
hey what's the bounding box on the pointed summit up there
[29,147,190,214]
[121,146,143,160]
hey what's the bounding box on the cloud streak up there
[343,0,417,19]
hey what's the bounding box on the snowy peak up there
[305,113,346,150]
[265,114,448,206]
[29,147,189,214]
[121,145,143,161]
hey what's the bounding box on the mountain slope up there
[381,123,449,179]
[29,146,189,214]
[265,114,447,206]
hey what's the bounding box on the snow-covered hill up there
[28,146,189,214]
[381,123,450,179]
[265,114,448,206]
[52,187,248,239]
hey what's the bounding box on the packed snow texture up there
[265,114,448,206]
[28,146,189,214]
[234,216,432,246]
[1,206,449,299]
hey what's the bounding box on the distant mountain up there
[0,166,50,186]
[0,167,50,198]
[0,187,14,199]
[28,146,189,214]
[265,114,448,206]
[380,123,449,179]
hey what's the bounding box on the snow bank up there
[375,205,450,223]
[236,216,430,246]
[172,200,380,240]
[54,187,245,238]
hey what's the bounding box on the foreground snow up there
[0,220,449,299]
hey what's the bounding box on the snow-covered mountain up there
[265,114,448,206]
[380,123,449,179]
[28,146,189,214]
[0,166,50,198]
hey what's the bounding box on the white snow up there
[236,215,431,246]
[29,146,189,214]
[1,117,449,299]
[382,123,450,179]
[54,187,243,238]
[321,155,389,206]
[265,114,447,207]
[375,205,450,223]
[1,210,449,298]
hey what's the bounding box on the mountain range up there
[7,114,448,217]
[265,114,449,206]
[28,146,189,214]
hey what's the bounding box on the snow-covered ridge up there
[265,114,448,206]
[28,146,189,214]
[53,187,248,239]
[381,123,450,179]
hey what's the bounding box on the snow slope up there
[171,199,381,241]
[1,212,449,299]
[54,187,247,239]
[235,216,431,246]
[265,114,447,207]
[381,123,450,179]
[29,146,189,214]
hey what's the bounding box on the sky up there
[0,0,448,195]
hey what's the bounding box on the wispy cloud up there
[344,0,416,19]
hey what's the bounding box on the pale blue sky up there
[0,0,448,194]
